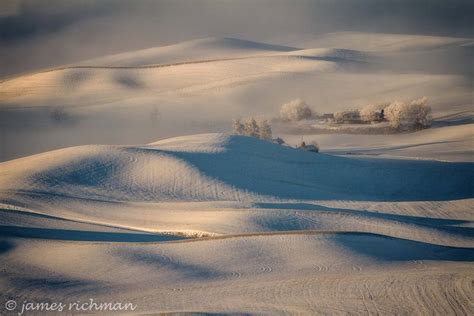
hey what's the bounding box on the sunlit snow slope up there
[1,35,472,162]
[1,34,473,314]
[1,134,473,314]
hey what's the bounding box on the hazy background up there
[1,0,474,78]
[0,0,473,162]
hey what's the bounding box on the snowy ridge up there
[1,133,473,250]
[82,37,298,67]
[1,133,472,203]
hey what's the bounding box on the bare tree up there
[232,118,245,135]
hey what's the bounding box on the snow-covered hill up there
[0,133,473,314]
[1,134,472,202]
[83,37,298,67]
[0,34,473,314]
[1,36,472,163]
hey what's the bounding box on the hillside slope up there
[0,133,472,244]
[1,134,472,203]
[0,36,472,162]
[0,134,473,314]
[83,37,298,67]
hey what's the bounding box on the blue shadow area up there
[119,249,224,280]
[0,225,187,242]
[333,232,474,262]
[254,202,474,238]
[135,136,473,201]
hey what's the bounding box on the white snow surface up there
[0,34,473,314]
[1,34,472,162]
[1,133,473,314]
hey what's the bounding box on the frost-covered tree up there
[360,102,389,122]
[244,118,260,138]
[385,97,432,130]
[384,101,404,128]
[279,99,313,121]
[232,117,273,140]
[258,119,272,140]
[232,118,245,135]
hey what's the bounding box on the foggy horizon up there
[1,0,473,78]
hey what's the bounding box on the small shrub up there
[299,140,319,153]
[333,110,360,123]
[307,140,320,153]
[273,137,286,145]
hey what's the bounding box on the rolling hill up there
[0,35,473,314]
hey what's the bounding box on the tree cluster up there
[232,118,272,140]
